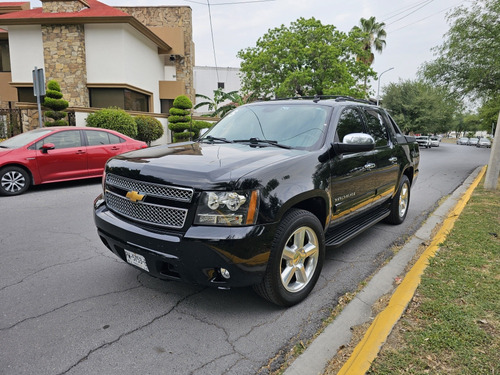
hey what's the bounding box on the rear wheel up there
[0,166,30,196]
[385,175,410,225]
[254,209,325,307]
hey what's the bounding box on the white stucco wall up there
[85,24,164,113]
[5,25,44,83]
[193,66,241,113]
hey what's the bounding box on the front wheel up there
[254,209,325,307]
[385,175,410,225]
[0,166,30,196]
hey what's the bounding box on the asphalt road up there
[0,142,491,375]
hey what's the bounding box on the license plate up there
[124,250,149,272]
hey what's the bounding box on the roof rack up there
[273,95,375,105]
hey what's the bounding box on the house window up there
[89,88,149,112]
[17,87,38,103]
[217,82,225,89]
[0,40,11,72]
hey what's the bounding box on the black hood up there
[107,142,306,189]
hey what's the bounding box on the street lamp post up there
[376,67,394,106]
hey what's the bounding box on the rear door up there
[361,107,399,204]
[84,130,124,176]
[34,129,88,182]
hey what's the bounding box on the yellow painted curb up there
[336,165,487,375]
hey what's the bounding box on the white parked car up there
[430,136,440,147]
[416,136,431,148]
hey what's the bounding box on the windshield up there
[200,103,331,150]
[0,129,53,149]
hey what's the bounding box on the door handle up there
[389,157,398,164]
[76,150,86,154]
[364,163,376,170]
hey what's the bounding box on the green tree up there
[237,17,374,99]
[86,107,137,138]
[43,80,69,127]
[194,88,229,116]
[382,79,458,134]
[420,0,499,100]
[352,16,387,95]
[135,115,164,146]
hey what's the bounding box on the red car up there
[0,126,147,196]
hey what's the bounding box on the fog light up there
[220,268,230,279]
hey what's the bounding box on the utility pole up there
[484,111,500,190]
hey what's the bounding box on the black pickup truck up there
[94,97,419,306]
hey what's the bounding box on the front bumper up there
[93,195,276,288]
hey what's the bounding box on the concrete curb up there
[284,165,487,375]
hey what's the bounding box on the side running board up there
[325,207,390,247]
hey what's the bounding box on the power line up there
[206,0,219,81]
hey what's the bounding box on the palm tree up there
[353,16,387,95]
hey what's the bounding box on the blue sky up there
[25,0,469,94]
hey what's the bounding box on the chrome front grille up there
[106,174,193,202]
[104,174,193,229]
[105,191,188,229]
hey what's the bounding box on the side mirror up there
[41,143,55,153]
[333,133,375,154]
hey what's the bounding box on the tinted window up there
[34,130,82,149]
[336,108,365,142]
[364,109,389,147]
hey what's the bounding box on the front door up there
[35,130,88,182]
[329,107,377,224]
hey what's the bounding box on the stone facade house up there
[0,0,194,135]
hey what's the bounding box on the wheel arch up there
[0,163,34,186]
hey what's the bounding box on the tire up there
[0,166,30,196]
[254,209,325,307]
[385,175,410,225]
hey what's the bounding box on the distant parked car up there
[430,136,440,147]
[416,135,431,148]
[0,127,148,196]
[468,137,479,146]
[476,138,491,148]
[457,137,469,145]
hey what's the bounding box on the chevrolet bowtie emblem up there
[126,191,145,202]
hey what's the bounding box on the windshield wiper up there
[233,138,291,149]
[200,136,233,144]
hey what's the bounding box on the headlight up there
[195,190,259,226]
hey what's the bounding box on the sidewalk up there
[284,166,487,375]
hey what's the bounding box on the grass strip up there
[368,176,499,374]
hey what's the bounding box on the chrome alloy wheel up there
[398,181,409,218]
[1,169,27,194]
[280,226,320,293]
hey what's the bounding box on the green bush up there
[86,107,137,138]
[135,115,164,145]
[168,115,191,123]
[173,131,194,143]
[47,80,61,91]
[169,107,190,116]
[168,121,192,132]
[43,79,68,126]
[168,95,194,143]
[45,89,63,99]
[192,120,212,138]
[173,95,193,109]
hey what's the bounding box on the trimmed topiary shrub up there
[43,80,69,126]
[192,120,212,138]
[86,107,137,138]
[168,95,194,143]
[135,115,164,146]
